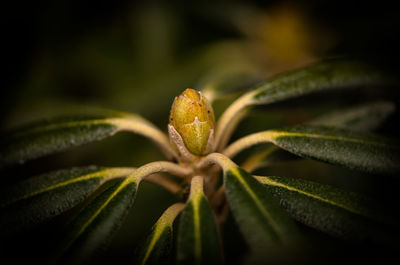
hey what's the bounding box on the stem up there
[240,145,279,172]
[209,184,229,224]
[216,109,249,152]
[126,161,192,183]
[110,116,178,160]
[140,203,185,265]
[100,167,136,180]
[202,89,217,104]
[186,175,205,261]
[189,176,205,200]
[214,91,256,151]
[210,184,225,201]
[222,131,279,158]
[197,153,240,224]
[197,152,238,172]
[210,185,225,208]
[145,173,183,195]
[207,164,222,194]
[217,201,229,224]
[160,202,185,221]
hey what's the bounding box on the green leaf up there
[269,125,400,175]
[241,101,395,172]
[0,112,174,168]
[308,101,395,131]
[0,116,117,167]
[250,59,388,105]
[215,59,390,151]
[0,166,133,236]
[177,176,223,265]
[133,203,184,265]
[256,175,395,242]
[224,166,301,251]
[52,176,140,265]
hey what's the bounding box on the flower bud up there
[169,88,215,157]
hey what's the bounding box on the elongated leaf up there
[52,177,140,265]
[226,125,400,174]
[177,176,223,265]
[269,126,400,175]
[0,112,174,168]
[134,203,184,265]
[0,166,133,237]
[308,101,395,131]
[241,101,395,172]
[256,175,395,242]
[215,59,391,149]
[224,166,301,251]
[251,59,388,104]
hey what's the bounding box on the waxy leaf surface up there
[256,175,395,241]
[53,177,139,265]
[224,167,301,251]
[177,178,222,265]
[269,126,400,175]
[0,112,173,167]
[250,59,388,105]
[134,203,184,265]
[0,166,133,236]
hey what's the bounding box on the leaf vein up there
[256,176,363,217]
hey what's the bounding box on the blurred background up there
[3,0,400,128]
[2,0,400,264]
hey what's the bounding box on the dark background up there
[3,0,400,124]
[1,0,400,264]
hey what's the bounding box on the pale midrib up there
[141,203,184,265]
[12,116,177,159]
[186,176,204,264]
[5,168,133,206]
[113,118,177,158]
[69,161,189,253]
[230,168,283,241]
[193,197,202,264]
[141,226,167,265]
[272,131,389,147]
[15,117,159,139]
[256,176,366,217]
[72,176,138,247]
[224,129,392,158]
[214,91,256,150]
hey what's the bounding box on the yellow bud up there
[169,88,215,156]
